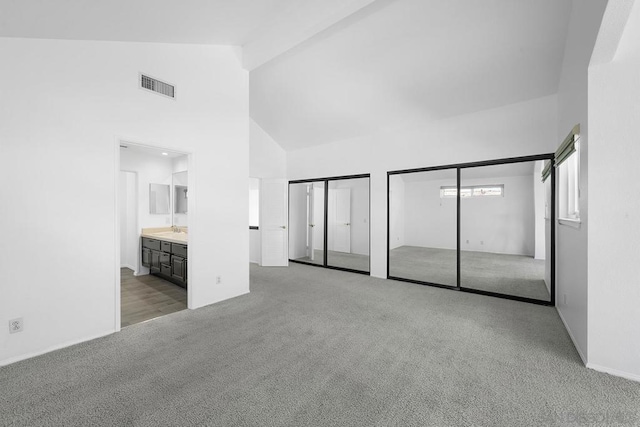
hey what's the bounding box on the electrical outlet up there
[480,240,484,245]
[9,318,23,334]
[216,276,222,284]
[563,294,567,305]
[466,240,469,244]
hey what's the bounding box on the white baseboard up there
[556,307,587,364]
[556,309,640,383]
[586,363,640,383]
[0,330,114,367]
[120,263,136,271]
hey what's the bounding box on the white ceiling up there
[0,0,299,45]
[2,0,574,153]
[251,0,573,150]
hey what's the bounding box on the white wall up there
[119,172,129,266]
[0,37,249,366]
[555,0,608,363]
[587,0,640,380]
[401,175,535,256]
[533,163,546,261]
[287,95,557,278]
[120,149,174,229]
[313,185,324,251]
[249,232,261,264]
[461,175,535,256]
[403,178,457,251]
[389,175,405,250]
[119,171,138,271]
[172,156,189,227]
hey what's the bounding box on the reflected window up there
[558,140,580,220]
[440,185,504,198]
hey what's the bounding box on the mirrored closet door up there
[387,155,554,305]
[460,161,551,302]
[289,175,370,274]
[388,169,457,287]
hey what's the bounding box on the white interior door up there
[308,185,315,260]
[332,188,351,253]
[260,179,289,266]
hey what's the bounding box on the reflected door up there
[308,185,315,260]
[330,188,351,253]
[326,177,370,273]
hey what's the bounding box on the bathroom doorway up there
[116,140,191,329]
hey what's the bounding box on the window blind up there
[541,160,552,182]
[555,124,580,166]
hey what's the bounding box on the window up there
[558,136,580,223]
[249,177,260,229]
[440,185,504,198]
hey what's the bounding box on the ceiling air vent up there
[140,73,175,99]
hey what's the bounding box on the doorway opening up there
[117,141,191,328]
[289,174,370,274]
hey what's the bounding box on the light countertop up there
[141,227,188,244]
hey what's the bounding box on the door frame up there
[386,153,556,306]
[288,173,371,275]
[114,137,193,332]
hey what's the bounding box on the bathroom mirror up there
[149,183,170,214]
[173,171,188,226]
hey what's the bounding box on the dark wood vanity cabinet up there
[142,237,187,288]
[142,247,151,267]
[171,256,187,282]
[150,250,161,273]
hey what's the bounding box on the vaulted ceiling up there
[250,0,573,150]
[0,0,298,45]
[1,0,574,151]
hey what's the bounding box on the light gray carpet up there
[1,263,639,426]
[460,250,549,301]
[390,246,549,301]
[389,246,458,287]
[294,249,370,272]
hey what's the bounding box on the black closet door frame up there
[288,173,371,276]
[387,153,556,306]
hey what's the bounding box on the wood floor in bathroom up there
[121,268,187,327]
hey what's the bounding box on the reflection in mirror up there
[149,183,170,214]
[249,177,260,228]
[389,169,457,286]
[289,181,325,265]
[172,171,188,226]
[460,161,550,301]
[327,178,370,272]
